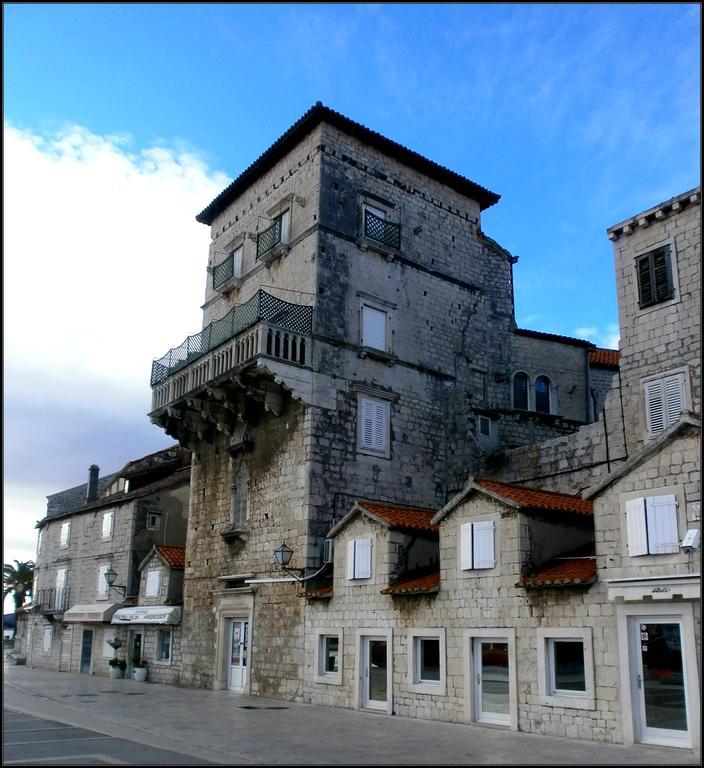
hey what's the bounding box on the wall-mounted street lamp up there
[104,566,126,598]
[273,541,328,583]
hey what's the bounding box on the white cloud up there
[575,323,620,350]
[3,122,230,563]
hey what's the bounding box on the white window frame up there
[357,395,391,458]
[459,520,496,572]
[156,628,173,664]
[144,568,162,598]
[146,513,161,531]
[360,304,388,352]
[346,538,373,581]
[642,368,688,439]
[624,492,681,557]
[59,520,71,548]
[407,628,446,695]
[101,510,114,540]
[537,627,595,710]
[42,626,53,654]
[96,564,110,600]
[313,628,343,685]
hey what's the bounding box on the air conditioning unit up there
[322,538,334,564]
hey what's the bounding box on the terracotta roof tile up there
[381,571,440,595]
[473,477,593,516]
[520,557,596,588]
[155,545,186,569]
[359,501,438,533]
[589,348,620,368]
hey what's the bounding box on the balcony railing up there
[212,252,235,289]
[256,217,283,259]
[364,209,401,250]
[150,290,313,410]
[34,587,70,614]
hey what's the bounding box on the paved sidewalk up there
[3,664,699,765]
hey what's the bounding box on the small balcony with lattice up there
[149,289,314,449]
[359,208,401,257]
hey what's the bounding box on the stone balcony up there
[149,290,314,449]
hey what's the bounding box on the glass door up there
[227,619,248,692]
[474,638,510,725]
[79,629,93,674]
[363,637,388,711]
[631,618,689,746]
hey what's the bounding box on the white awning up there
[111,606,182,625]
[62,603,121,624]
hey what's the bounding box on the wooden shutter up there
[362,306,386,350]
[360,398,374,449]
[625,498,648,556]
[346,540,356,580]
[354,538,372,578]
[652,247,673,303]
[645,379,666,436]
[102,511,113,539]
[646,495,679,554]
[664,374,685,426]
[472,521,496,569]
[232,246,243,278]
[145,569,161,597]
[637,254,655,306]
[460,523,473,570]
[97,565,109,598]
[372,401,387,452]
[360,397,387,453]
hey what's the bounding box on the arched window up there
[535,375,551,414]
[513,372,529,410]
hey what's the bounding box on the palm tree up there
[3,560,34,612]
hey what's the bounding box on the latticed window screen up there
[644,373,685,437]
[359,397,388,453]
[364,207,401,250]
[513,373,529,410]
[231,462,249,529]
[636,246,674,308]
[535,376,551,414]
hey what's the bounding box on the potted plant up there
[107,637,125,678]
[108,657,127,679]
[132,656,148,682]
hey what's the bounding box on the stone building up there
[147,103,616,697]
[22,446,190,677]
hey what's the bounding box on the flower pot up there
[110,667,124,679]
[134,667,148,682]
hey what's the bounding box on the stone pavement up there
[2,664,699,765]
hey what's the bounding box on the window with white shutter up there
[101,510,113,540]
[644,372,686,438]
[358,396,389,455]
[626,495,679,556]
[42,626,53,654]
[97,565,109,599]
[346,538,373,580]
[460,521,495,570]
[145,569,161,597]
[362,305,387,351]
[60,521,71,548]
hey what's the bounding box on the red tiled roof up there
[155,545,186,568]
[381,570,440,595]
[305,585,333,599]
[359,501,438,533]
[473,477,593,516]
[520,557,597,588]
[589,348,620,368]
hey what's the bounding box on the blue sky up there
[3,4,700,590]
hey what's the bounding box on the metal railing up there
[364,209,401,250]
[212,252,235,289]
[34,587,70,614]
[256,217,283,259]
[150,289,313,388]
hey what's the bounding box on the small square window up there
[548,640,586,694]
[320,635,339,675]
[625,494,679,556]
[415,637,440,683]
[146,513,161,530]
[408,628,446,695]
[346,538,372,580]
[145,569,161,597]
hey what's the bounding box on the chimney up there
[86,465,100,503]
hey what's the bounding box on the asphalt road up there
[3,709,213,766]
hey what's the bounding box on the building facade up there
[147,103,617,699]
[21,446,190,678]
